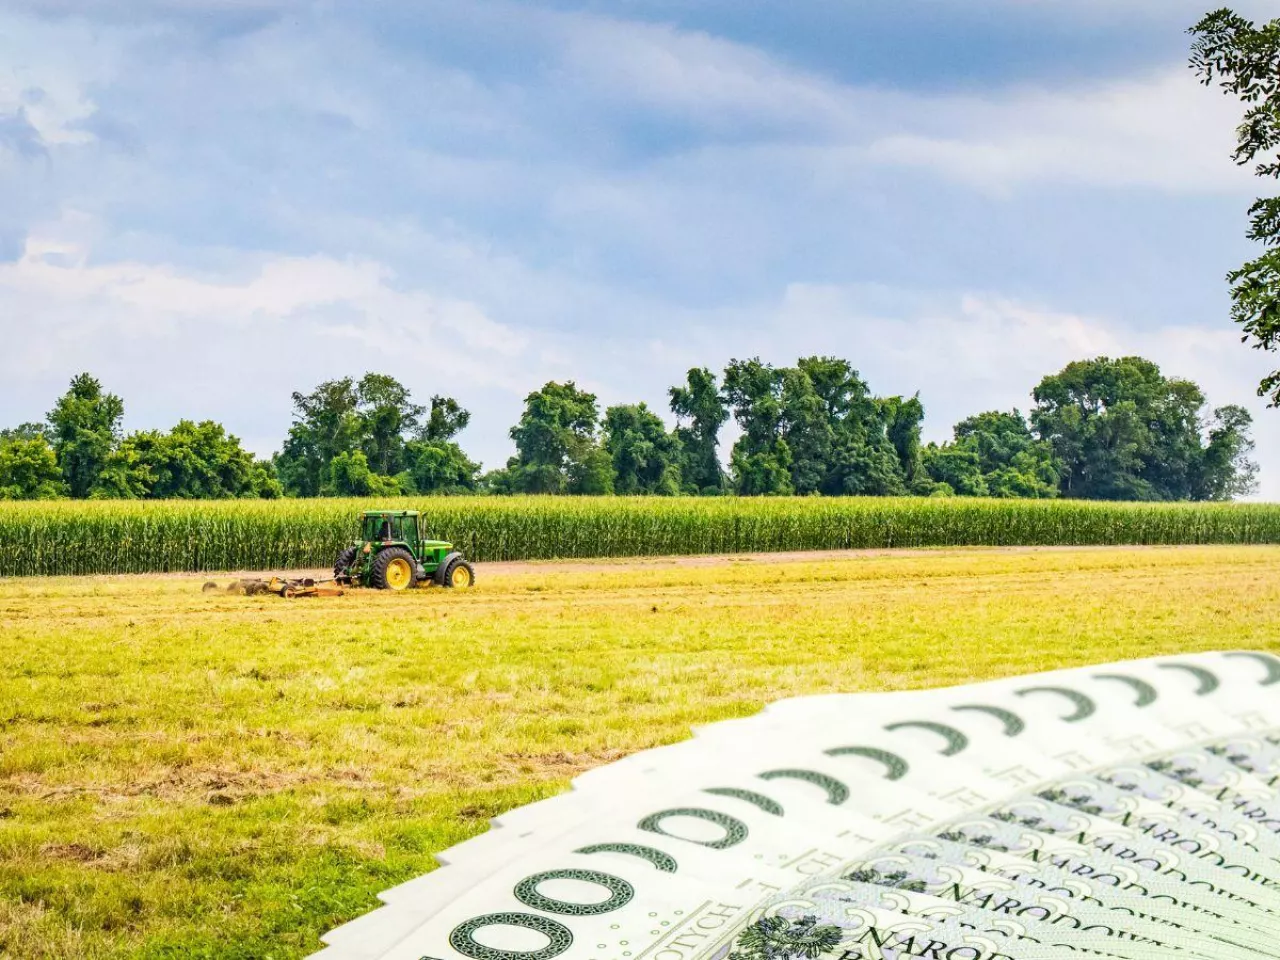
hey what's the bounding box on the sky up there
[2,0,1278,496]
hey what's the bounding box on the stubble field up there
[2,545,1279,958]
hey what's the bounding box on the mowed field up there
[3,546,1280,958]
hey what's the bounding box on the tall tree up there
[881,395,927,492]
[722,356,919,497]
[1191,10,1280,405]
[507,381,610,494]
[356,373,423,476]
[603,403,682,495]
[1031,356,1256,500]
[46,373,124,497]
[276,374,473,496]
[1195,403,1259,500]
[404,395,480,494]
[669,368,728,494]
[275,377,362,496]
[420,395,471,443]
[779,366,832,495]
[795,356,907,497]
[723,358,793,495]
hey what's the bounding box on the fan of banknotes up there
[314,650,1280,960]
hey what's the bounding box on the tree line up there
[0,355,1259,502]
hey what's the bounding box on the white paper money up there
[312,652,1280,960]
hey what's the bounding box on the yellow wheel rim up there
[385,557,413,590]
[451,565,472,587]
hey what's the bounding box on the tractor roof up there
[361,509,420,518]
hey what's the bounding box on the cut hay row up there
[1,497,1279,577]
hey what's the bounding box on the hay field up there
[2,545,1279,957]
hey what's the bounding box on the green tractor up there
[334,510,475,591]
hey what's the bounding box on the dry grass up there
[2,545,1279,957]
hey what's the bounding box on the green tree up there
[922,444,989,497]
[1031,356,1256,500]
[779,366,832,495]
[924,410,1061,499]
[276,375,475,496]
[2,423,49,441]
[1191,10,1280,404]
[357,373,424,476]
[0,429,67,499]
[882,395,928,492]
[723,356,918,497]
[729,440,794,495]
[723,358,793,495]
[1195,403,1259,500]
[421,395,471,443]
[796,356,907,497]
[92,421,282,499]
[403,439,480,494]
[46,373,124,497]
[327,450,408,497]
[402,394,480,494]
[603,403,682,495]
[275,377,362,496]
[508,381,608,494]
[669,368,728,494]
[568,445,615,495]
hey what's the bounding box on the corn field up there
[1,497,1279,577]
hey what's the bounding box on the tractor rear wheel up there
[371,547,416,591]
[334,546,358,580]
[441,558,476,588]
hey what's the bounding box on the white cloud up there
[864,70,1255,193]
[1,228,534,381]
[0,14,123,148]
[556,15,1256,196]
[558,17,856,135]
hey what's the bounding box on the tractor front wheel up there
[441,558,476,588]
[371,547,417,591]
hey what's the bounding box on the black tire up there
[441,558,476,588]
[433,551,465,586]
[370,546,416,591]
[334,546,358,580]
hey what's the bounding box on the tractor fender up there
[433,551,465,585]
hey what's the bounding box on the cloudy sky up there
[2,0,1278,495]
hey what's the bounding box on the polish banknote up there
[313,650,1280,960]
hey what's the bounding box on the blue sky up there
[2,0,1278,495]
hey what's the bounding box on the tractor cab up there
[362,510,418,547]
[334,510,475,590]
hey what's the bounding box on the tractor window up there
[398,516,418,544]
